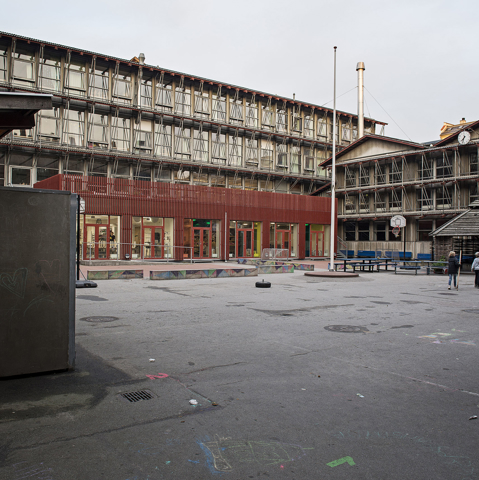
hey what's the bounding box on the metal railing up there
[81,242,194,263]
[261,248,290,261]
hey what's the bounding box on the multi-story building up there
[322,122,479,258]
[0,31,385,261]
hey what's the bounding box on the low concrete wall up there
[150,268,258,280]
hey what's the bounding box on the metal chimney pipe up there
[139,53,145,65]
[356,62,365,138]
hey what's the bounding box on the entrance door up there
[310,231,324,257]
[276,230,290,255]
[84,225,109,260]
[237,229,253,258]
[143,227,164,259]
[193,228,211,258]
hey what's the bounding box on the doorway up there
[310,231,324,257]
[193,228,211,258]
[143,227,164,259]
[84,224,109,260]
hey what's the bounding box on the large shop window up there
[229,221,261,258]
[184,219,220,259]
[132,217,174,259]
[81,215,120,260]
[269,223,299,258]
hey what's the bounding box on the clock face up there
[458,131,471,145]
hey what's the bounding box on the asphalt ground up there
[1,269,479,479]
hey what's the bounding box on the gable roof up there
[320,134,424,167]
[430,201,479,237]
[434,119,479,147]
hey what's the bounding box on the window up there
[276,143,287,169]
[260,139,273,170]
[13,52,35,86]
[64,158,84,175]
[66,62,86,96]
[359,193,369,213]
[36,157,59,182]
[0,46,7,83]
[470,181,479,204]
[228,176,243,189]
[193,130,209,162]
[155,79,173,112]
[291,115,302,133]
[39,57,61,92]
[344,222,355,241]
[436,185,453,209]
[344,194,356,214]
[134,163,151,181]
[63,110,85,147]
[304,115,314,138]
[140,77,152,108]
[113,72,132,105]
[317,116,328,140]
[10,167,32,186]
[13,127,33,140]
[389,160,402,183]
[38,107,60,142]
[246,100,258,128]
[374,191,387,213]
[469,153,478,175]
[290,145,301,174]
[276,107,287,133]
[375,223,386,241]
[358,221,370,241]
[111,117,131,152]
[260,179,273,191]
[359,164,370,186]
[154,123,172,158]
[290,183,302,195]
[90,65,109,101]
[174,127,191,159]
[246,137,258,165]
[229,97,243,125]
[417,220,433,242]
[212,132,227,164]
[89,159,108,177]
[345,166,356,187]
[341,121,352,144]
[228,136,242,167]
[194,91,210,118]
[193,172,209,185]
[111,163,131,179]
[304,148,315,171]
[133,120,152,154]
[174,170,190,183]
[419,156,433,180]
[244,178,258,190]
[88,113,109,149]
[261,104,274,129]
[436,153,453,178]
[175,87,191,115]
[389,189,402,211]
[212,94,226,122]
[329,122,339,143]
[210,174,226,187]
[417,188,433,211]
[375,162,386,185]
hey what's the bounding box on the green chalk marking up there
[327,456,356,468]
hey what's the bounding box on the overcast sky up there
[3,0,478,143]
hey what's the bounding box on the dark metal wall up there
[0,187,75,377]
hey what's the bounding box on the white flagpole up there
[329,46,337,271]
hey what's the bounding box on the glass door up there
[311,232,324,257]
[84,225,109,259]
[237,229,254,257]
[276,230,290,255]
[143,227,164,259]
[193,228,211,258]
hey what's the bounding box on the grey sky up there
[4,0,478,142]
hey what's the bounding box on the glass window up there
[470,181,479,204]
[66,62,86,95]
[246,100,258,128]
[276,143,287,169]
[193,172,208,185]
[38,107,60,141]
[39,56,61,92]
[417,220,433,242]
[155,79,173,111]
[174,169,190,183]
[345,194,357,214]
[261,104,274,129]
[436,185,453,209]
[228,176,242,189]
[359,164,370,186]
[246,137,258,165]
[358,221,369,241]
[64,158,84,175]
[417,188,433,211]
[304,148,315,171]
[260,139,273,170]
[212,132,227,164]
[133,120,152,154]
[359,193,369,213]
[345,167,356,187]
[229,97,243,125]
[436,154,453,178]
[175,87,191,115]
[290,183,301,195]
[418,156,433,180]
[112,163,131,179]
[194,90,210,118]
[0,45,7,82]
[212,93,226,122]
[36,157,59,182]
[210,174,226,187]
[11,167,32,186]
[375,222,386,241]
[111,117,131,152]
[113,72,132,105]
[88,113,109,149]
[389,160,402,183]
[389,189,402,211]
[90,65,109,101]
[154,123,172,157]
[290,145,301,174]
[174,127,191,159]
[341,121,352,144]
[469,153,478,175]
[317,115,328,140]
[193,130,209,162]
[134,163,151,181]
[304,115,314,138]
[63,110,85,147]
[228,136,242,167]
[291,115,302,133]
[276,107,287,133]
[140,77,152,108]
[89,159,108,177]
[13,52,35,85]
[244,178,258,190]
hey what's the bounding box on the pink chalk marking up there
[146,373,169,380]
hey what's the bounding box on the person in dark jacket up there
[471,252,479,288]
[447,251,460,290]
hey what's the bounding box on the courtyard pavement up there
[1,266,478,479]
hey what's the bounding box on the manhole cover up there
[119,390,155,403]
[80,316,119,323]
[324,325,369,334]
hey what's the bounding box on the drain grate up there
[324,325,369,334]
[80,316,119,323]
[120,390,155,403]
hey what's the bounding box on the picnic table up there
[333,257,398,273]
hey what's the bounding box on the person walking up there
[471,252,479,289]
[447,251,460,290]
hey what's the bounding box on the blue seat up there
[357,250,376,258]
[417,253,431,261]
